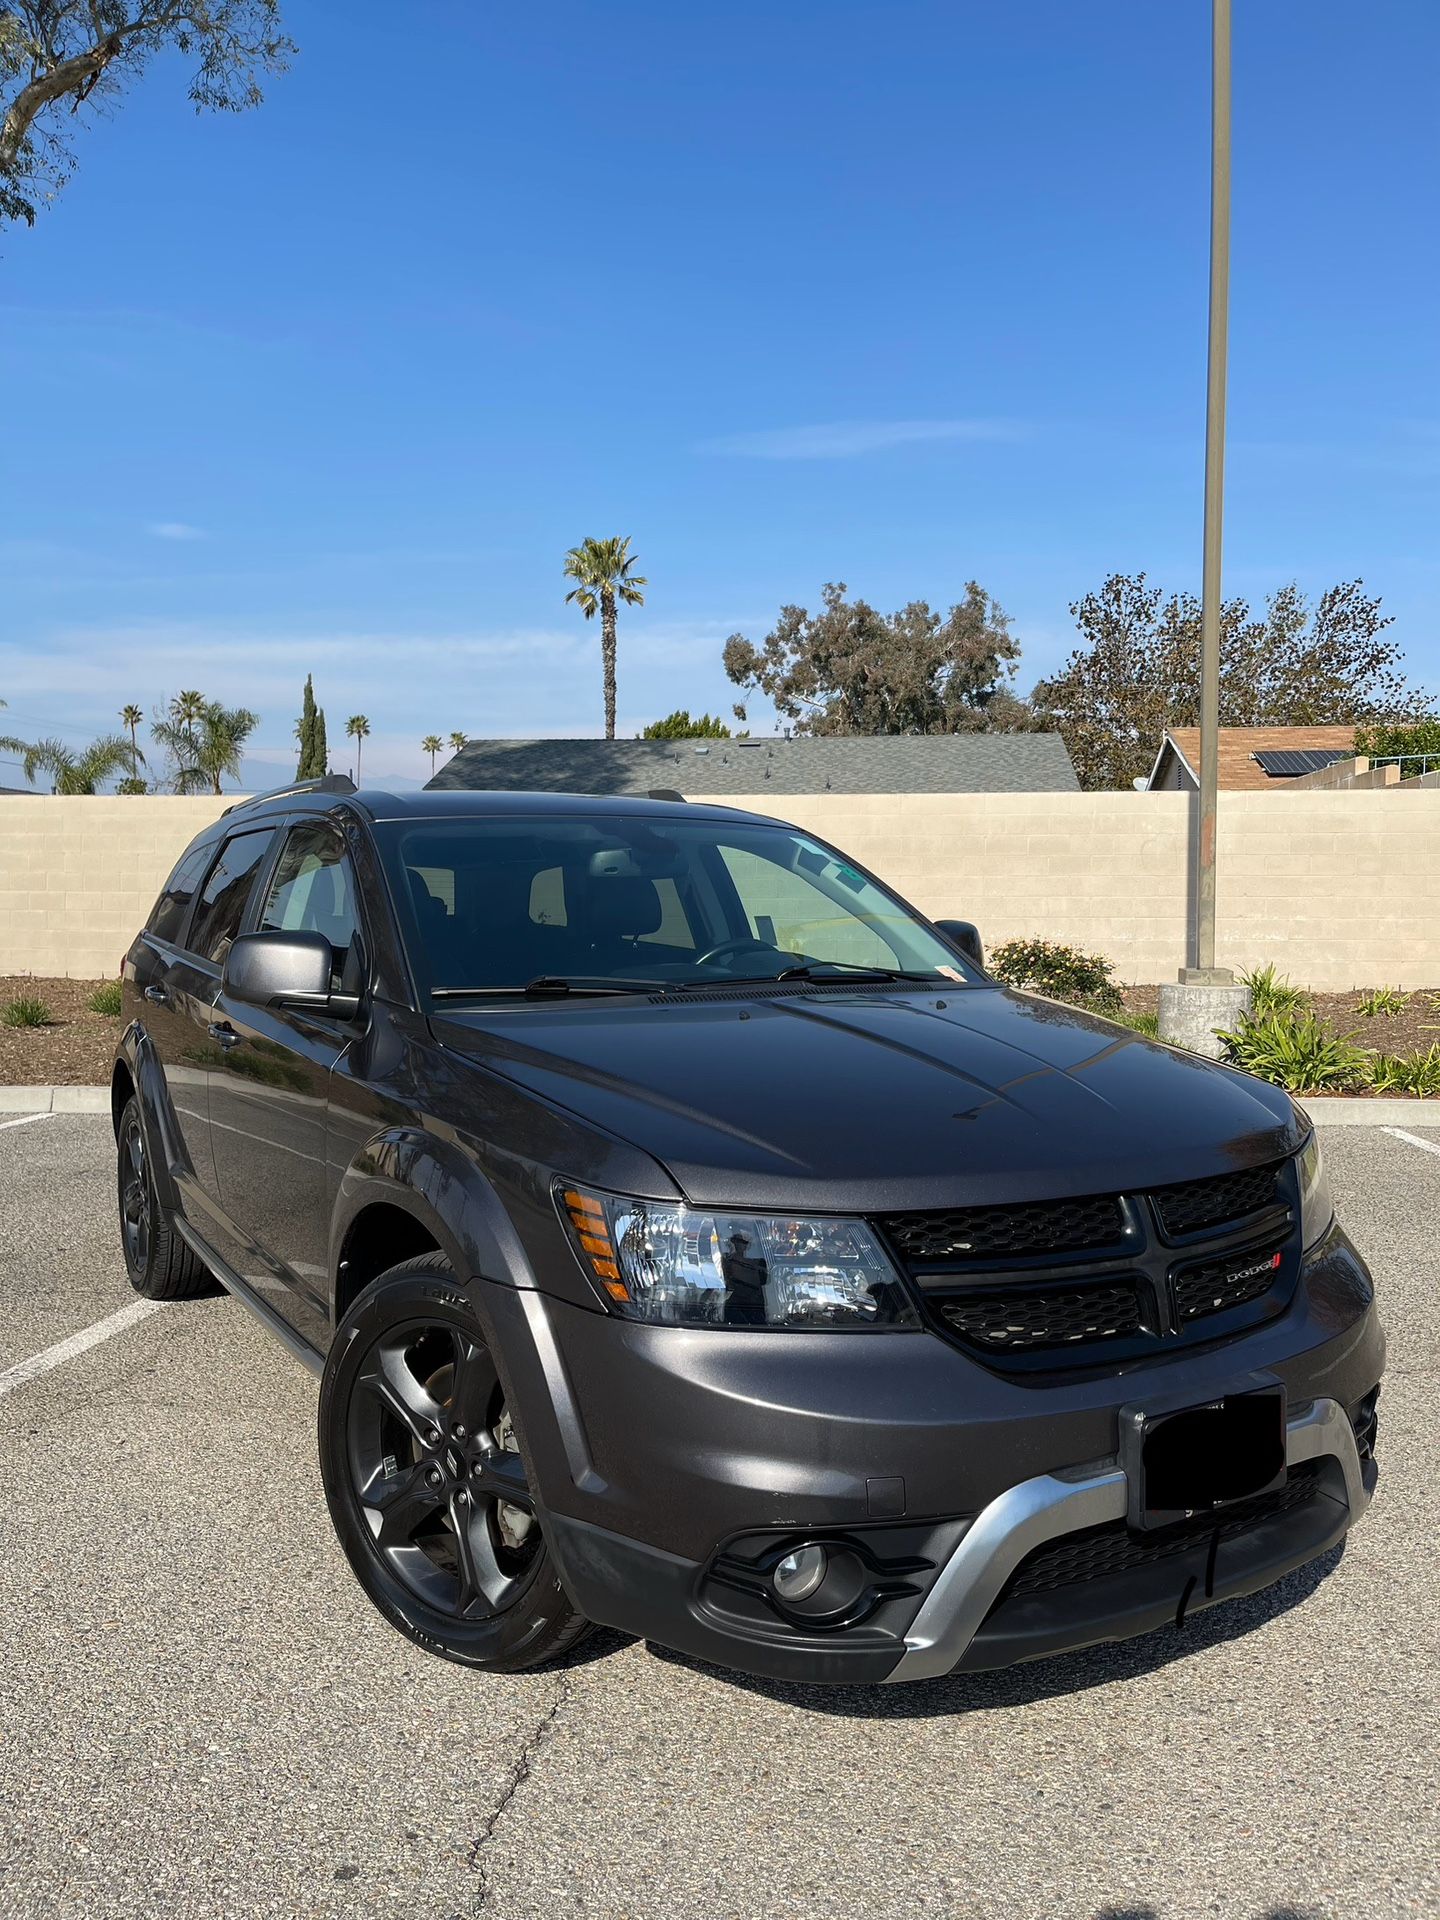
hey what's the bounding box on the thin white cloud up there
[698,419,1024,460]
[147,521,208,541]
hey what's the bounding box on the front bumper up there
[478,1227,1384,1686]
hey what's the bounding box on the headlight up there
[556,1183,918,1329]
[1297,1130,1333,1250]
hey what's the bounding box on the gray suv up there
[112,778,1383,1684]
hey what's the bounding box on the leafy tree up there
[345,713,370,783]
[0,730,138,792]
[151,698,258,793]
[119,701,145,777]
[1353,718,1440,763]
[563,535,647,740]
[448,730,467,752]
[421,732,443,774]
[723,580,1028,736]
[294,673,329,779]
[1,1,293,228]
[1031,574,1436,790]
[642,709,731,740]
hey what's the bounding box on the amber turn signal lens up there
[558,1185,631,1301]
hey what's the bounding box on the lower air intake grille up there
[880,1194,1127,1264]
[1003,1464,1323,1600]
[936,1280,1141,1351]
[1153,1161,1284,1237]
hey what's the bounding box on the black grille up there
[1152,1161,1284,1238]
[1003,1464,1323,1600]
[881,1194,1126,1264]
[1172,1241,1284,1323]
[936,1280,1141,1351]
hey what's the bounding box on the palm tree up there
[120,704,144,779]
[422,733,443,774]
[151,700,259,794]
[563,535,647,739]
[448,730,468,753]
[0,732,138,794]
[346,714,371,783]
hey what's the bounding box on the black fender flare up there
[112,1022,186,1215]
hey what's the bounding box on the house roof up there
[1149,726,1359,792]
[426,733,1080,797]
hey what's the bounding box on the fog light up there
[773,1544,827,1602]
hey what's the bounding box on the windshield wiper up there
[774,962,946,984]
[433,976,671,1000]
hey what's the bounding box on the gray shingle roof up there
[426,733,1078,797]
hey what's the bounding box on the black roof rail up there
[646,788,686,802]
[222,774,357,816]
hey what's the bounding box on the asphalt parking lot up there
[0,1115,1436,1920]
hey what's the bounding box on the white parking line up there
[1384,1127,1440,1158]
[0,1299,163,1406]
[0,1112,52,1133]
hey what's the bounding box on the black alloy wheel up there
[115,1095,213,1300]
[319,1257,589,1671]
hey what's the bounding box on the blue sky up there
[3,0,1436,789]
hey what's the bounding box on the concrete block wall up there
[1,787,1438,989]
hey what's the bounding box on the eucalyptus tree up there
[1,0,293,228]
[563,536,647,740]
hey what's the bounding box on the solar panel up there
[1251,749,1352,778]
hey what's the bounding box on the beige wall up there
[2,788,1438,989]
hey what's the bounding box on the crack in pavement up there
[465,1670,572,1909]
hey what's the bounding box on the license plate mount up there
[1120,1383,1287,1532]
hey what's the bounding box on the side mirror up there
[934,918,985,971]
[223,930,356,1014]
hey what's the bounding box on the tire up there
[318,1254,591,1672]
[116,1096,214,1301]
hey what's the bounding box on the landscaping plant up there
[3,994,52,1029]
[87,980,123,1016]
[987,937,1124,1016]
[1367,1045,1440,1098]
[1216,1011,1369,1094]
[1354,986,1408,1019]
[1239,963,1309,1020]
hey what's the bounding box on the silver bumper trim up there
[886,1395,1369,1683]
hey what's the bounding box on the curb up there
[0,1086,110,1114]
[0,1086,1437,1125]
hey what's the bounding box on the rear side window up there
[148,844,213,945]
[187,829,274,966]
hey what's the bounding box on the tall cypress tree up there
[313,706,328,776]
[296,674,317,779]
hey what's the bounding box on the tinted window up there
[148,844,214,945]
[187,829,274,966]
[259,823,358,990]
[385,817,968,997]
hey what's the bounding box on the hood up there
[431,985,1302,1213]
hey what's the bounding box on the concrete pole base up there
[1157,980,1253,1059]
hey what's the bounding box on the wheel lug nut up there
[427,1428,442,1446]
[426,1468,442,1487]
[453,1424,467,1440]
[455,1489,469,1507]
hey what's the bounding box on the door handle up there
[207,1021,242,1050]
[143,984,169,1005]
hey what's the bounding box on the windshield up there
[382,815,976,999]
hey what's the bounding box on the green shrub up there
[3,994,52,1029]
[1353,718,1440,761]
[1110,1008,1160,1038]
[1354,986,1408,1019]
[1239,963,1309,1020]
[1217,1010,1368,1093]
[988,937,1124,1016]
[87,979,123,1016]
[1367,1044,1440,1097]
